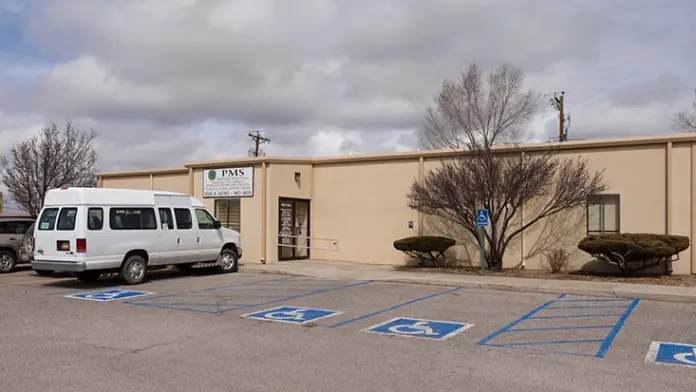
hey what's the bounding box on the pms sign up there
[203,166,254,198]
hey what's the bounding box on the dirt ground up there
[395,266,696,287]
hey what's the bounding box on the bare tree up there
[409,62,606,271]
[0,122,98,217]
[419,63,539,150]
[672,89,696,132]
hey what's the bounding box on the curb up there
[243,268,696,304]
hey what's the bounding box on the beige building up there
[97,133,696,275]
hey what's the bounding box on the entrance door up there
[278,198,310,261]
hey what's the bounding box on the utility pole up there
[550,91,569,142]
[247,130,270,157]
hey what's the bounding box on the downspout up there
[261,162,268,264]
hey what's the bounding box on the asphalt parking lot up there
[1,267,695,392]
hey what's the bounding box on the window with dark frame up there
[109,208,157,230]
[173,208,193,230]
[38,208,59,231]
[87,208,103,230]
[56,208,78,231]
[159,208,174,230]
[195,209,216,230]
[586,194,620,234]
[214,199,241,232]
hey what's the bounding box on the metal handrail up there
[276,234,339,260]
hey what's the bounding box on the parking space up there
[1,268,695,391]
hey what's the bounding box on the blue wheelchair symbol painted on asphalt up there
[66,289,153,302]
[364,317,474,340]
[476,209,489,227]
[242,306,342,324]
[645,341,696,368]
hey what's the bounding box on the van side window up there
[110,208,157,230]
[159,208,174,230]
[38,208,59,230]
[195,209,216,230]
[87,208,103,230]
[56,208,78,231]
[173,208,193,230]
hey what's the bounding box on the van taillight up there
[76,238,87,253]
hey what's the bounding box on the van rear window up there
[38,208,59,230]
[56,208,78,231]
[110,208,157,230]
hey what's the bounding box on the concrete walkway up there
[242,259,696,303]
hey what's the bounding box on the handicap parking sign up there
[66,289,153,302]
[242,306,342,325]
[364,317,474,341]
[645,341,696,369]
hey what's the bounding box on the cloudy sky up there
[1,0,695,178]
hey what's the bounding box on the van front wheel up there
[216,248,238,274]
[121,255,148,285]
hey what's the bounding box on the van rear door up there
[34,206,82,262]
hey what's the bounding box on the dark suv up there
[0,216,36,273]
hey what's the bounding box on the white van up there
[31,187,243,285]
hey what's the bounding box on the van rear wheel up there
[121,255,147,285]
[75,271,101,282]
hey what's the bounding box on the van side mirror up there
[213,220,221,229]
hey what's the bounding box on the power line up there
[247,129,270,157]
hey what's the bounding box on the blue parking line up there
[595,299,640,358]
[507,325,614,332]
[485,339,605,347]
[477,294,639,358]
[477,294,566,346]
[128,302,220,314]
[123,276,298,304]
[218,280,375,314]
[554,298,634,303]
[545,305,633,310]
[327,286,463,328]
[527,313,624,320]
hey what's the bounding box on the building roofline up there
[97,167,189,178]
[97,132,696,177]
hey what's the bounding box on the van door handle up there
[9,237,16,241]
[197,237,201,244]
[177,238,181,245]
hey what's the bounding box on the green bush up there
[393,236,456,267]
[577,233,690,274]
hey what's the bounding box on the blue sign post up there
[242,306,342,325]
[364,317,474,341]
[66,289,153,302]
[476,209,489,272]
[645,341,696,369]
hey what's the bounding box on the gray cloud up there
[0,0,695,172]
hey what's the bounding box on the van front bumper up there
[31,260,86,272]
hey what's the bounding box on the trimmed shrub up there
[545,249,569,274]
[577,233,690,275]
[393,236,456,267]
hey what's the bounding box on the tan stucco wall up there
[311,161,420,265]
[102,176,151,190]
[96,135,696,274]
[153,173,189,194]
